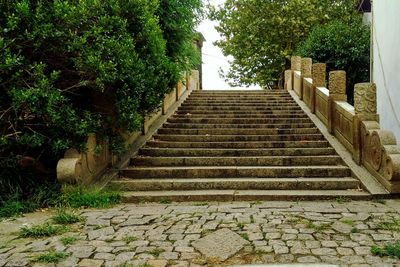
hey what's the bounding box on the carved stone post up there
[284,70,292,90]
[328,71,347,134]
[291,56,301,71]
[310,63,326,113]
[300,58,312,100]
[353,83,379,164]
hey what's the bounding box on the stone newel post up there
[353,83,380,164]
[291,56,301,71]
[300,58,312,100]
[327,71,347,133]
[310,63,326,113]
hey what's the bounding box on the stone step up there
[153,134,325,142]
[112,177,360,191]
[122,165,351,179]
[183,100,296,103]
[145,140,329,149]
[171,114,309,118]
[167,118,312,124]
[157,128,319,135]
[163,123,316,129]
[178,106,303,111]
[175,110,306,115]
[120,189,370,202]
[131,155,342,166]
[181,102,299,106]
[140,147,336,157]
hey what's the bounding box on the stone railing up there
[56,70,200,185]
[285,56,400,193]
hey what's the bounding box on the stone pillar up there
[310,63,326,113]
[291,56,301,71]
[353,83,379,164]
[300,57,312,100]
[327,71,347,133]
[284,70,292,90]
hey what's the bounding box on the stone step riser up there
[183,100,296,103]
[178,107,303,111]
[153,134,325,142]
[122,166,351,179]
[171,114,309,118]
[157,128,319,135]
[140,147,336,157]
[131,156,342,166]
[175,111,306,114]
[146,141,329,149]
[163,123,316,129]
[111,178,359,191]
[168,118,311,124]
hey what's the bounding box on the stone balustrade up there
[285,56,400,193]
[56,70,200,184]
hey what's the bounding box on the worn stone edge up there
[289,90,389,196]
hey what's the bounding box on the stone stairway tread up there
[121,190,370,202]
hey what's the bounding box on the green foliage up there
[59,186,121,208]
[0,182,60,219]
[376,219,400,231]
[371,241,400,258]
[51,209,83,224]
[19,223,68,238]
[31,250,69,263]
[0,0,202,203]
[60,236,79,246]
[296,19,370,103]
[209,0,358,87]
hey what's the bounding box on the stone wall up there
[56,71,200,185]
[285,56,400,193]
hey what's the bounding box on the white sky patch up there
[196,0,261,90]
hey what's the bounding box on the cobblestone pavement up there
[2,200,400,267]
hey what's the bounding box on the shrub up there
[296,19,370,104]
[0,0,202,206]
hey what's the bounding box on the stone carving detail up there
[329,71,346,95]
[354,83,377,115]
[291,56,301,71]
[368,131,383,171]
[301,58,312,78]
[312,63,326,87]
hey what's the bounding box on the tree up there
[296,19,370,104]
[209,0,358,88]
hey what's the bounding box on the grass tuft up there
[336,196,352,204]
[376,219,400,231]
[148,248,165,257]
[59,186,121,208]
[240,233,249,240]
[51,209,83,224]
[341,219,355,226]
[159,198,172,204]
[31,250,69,263]
[60,236,79,246]
[371,240,400,258]
[123,236,138,243]
[193,202,208,206]
[19,223,68,238]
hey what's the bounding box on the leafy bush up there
[296,19,370,103]
[0,0,202,203]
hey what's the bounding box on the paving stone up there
[321,240,338,248]
[297,255,320,263]
[160,251,179,260]
[88,226,115,240]
[248,232,263,241]
[354,246,372,255]
[115,252,135,262]
[5,253,29,267]
[273,244,289,254]
[175,246,194,253]
[264,232,281,240]
[311,247,337,256]
[371,233,393,241]
[332,221,353,234]
[147,259,168,267]
[93,252,115,260]
[56,256,79,267]
[337,247,354,256]
[78,259,104,267]
[192,228,249,261]
[86,217,110,227]
[66,246,95,258]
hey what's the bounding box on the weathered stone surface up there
[312,63,326,87]
[88,226,115,240]
[332,221,353,234]
[354,83,377,115]
[78,259,104,267]
[329,70,346,95]
[192,228,248,261]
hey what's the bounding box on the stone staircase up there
[110,90,370,202]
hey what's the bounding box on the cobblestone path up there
[1,200,400,267]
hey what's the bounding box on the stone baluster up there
[299,58,312,100]
[310,63,326,113]
[291,56,301,71]
[327,71,347,133]
[353,83,380,164]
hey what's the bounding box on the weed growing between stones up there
[306,221,331,233]
[159,198,172,204]
[19,223,68,238]
[59,186,121,208]
[240,233,249,240]
[148,248,165,257]
[193,202,208,206]
[336,196,352,204]
[376,218,400,231]
[51,209,83,224]
[31,250,69,263]
[123,236,138,243]
[60,236,79,246]
[371,240,400,258]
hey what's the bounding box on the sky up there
[196,0,261,90]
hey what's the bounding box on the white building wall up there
[372,0,400,140]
